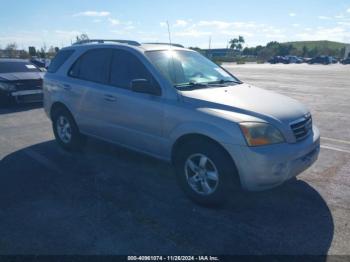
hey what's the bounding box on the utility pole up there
[208,36,212,50]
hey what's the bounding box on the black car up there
[268,56,289,64]
[308,56,332,65]
[341,58,350,64]
[0,59,44,106]
[30,58,46,69]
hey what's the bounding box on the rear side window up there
[47,50,74,73]
[69,49,111,84]
[110,50,154,89]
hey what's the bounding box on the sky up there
[0,0,350,50]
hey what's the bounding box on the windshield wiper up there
[207,79,241,85]
[174,81,209,89]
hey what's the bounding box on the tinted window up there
[0,61,40,73]
[69,49,111,84]
[110,50,153,89]
[48,50,74,73]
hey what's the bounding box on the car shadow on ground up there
[0,139,334,256]
[0,102,42,115]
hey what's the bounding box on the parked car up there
[0,59,44,106]
[44,40,320,206]
[285,56,303,64]
[30,58,51,71]
[268,56,289,64]
[30,58,46,68]
[341,57,350,65]
[308,56,333,65]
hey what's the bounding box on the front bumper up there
[224,125,320,191]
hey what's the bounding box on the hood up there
[0,72,44,82]
[180,83,309,124]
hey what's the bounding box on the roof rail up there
[73,39,141,46]
[144,42,185,48]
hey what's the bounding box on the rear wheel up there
[174,139,239,206]
[52,108,86,151]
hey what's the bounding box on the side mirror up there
[131,79,161,96]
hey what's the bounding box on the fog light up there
[272,163,287,176]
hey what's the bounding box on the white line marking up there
[321,137,350,145]
[321,145,350,154]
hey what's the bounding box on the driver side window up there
[110,50,156,90]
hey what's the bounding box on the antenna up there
[166,21,177,83]
[166,21,172,48]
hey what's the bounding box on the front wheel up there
[52,108,86,151]
[174,139,239,206]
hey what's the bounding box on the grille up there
[15,93,43,103]
[14,79,43,91]
[291,114,313,141]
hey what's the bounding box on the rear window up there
[0,61,40,73]
[48,50,75,73]
[68,49,111,84]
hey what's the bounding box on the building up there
[202,48,240,58]
[0,49,28,58]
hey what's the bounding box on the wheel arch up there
[50,102,73,120]
[171,133,242,187]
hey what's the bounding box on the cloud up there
[108,18,120,25]
[338,21,350,26]
[73,11,110,17]
[296,26,350,42]
[289,13,296,17]
[174,20,188,27]
[318,16,332,20]
[174,29,212,37]
[160,22,167,28]
[347,8,350,13]
[197,20,232,29]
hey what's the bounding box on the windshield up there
[0,61,40,73]
[146,50,240,89]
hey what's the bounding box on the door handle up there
[104,94,117,102]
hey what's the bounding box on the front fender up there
[167,121,246,156]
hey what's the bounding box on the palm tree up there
[229,36,245,51]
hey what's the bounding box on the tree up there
[5,42,18,58]
[229,36,245,52]
[309,47,319,57]
[75,33,89,43]
[302,46,309,57]
[28,46,37,57]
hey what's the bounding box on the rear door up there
[67,48,113,137]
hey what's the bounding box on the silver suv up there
[44,39,320,205]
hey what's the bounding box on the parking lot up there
[0,63,349,255]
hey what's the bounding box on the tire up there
[52,107,86,151]
[174,139,240,206]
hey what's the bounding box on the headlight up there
[239,122,285,146]
[0,82,16,91]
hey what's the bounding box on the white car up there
[44,40,320,205]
